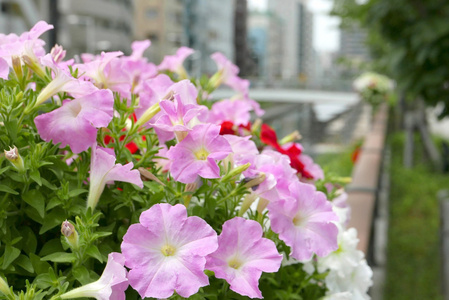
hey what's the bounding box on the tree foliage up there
[333,0,449,117]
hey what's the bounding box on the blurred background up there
[0,0,363,92]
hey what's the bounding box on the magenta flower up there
[34,89,113,154]
[166,124,232,183]
[268,181,339,261]
[60,252,128,300]
[206,217,282,298]
[121,203,218,299]
[158,46,194,75]
[87,146,143,210]
[152,95,207,134]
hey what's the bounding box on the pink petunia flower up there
[209,99,253,126]
[158,46,194,76]
[0,57,8,79]
[34,89,114,154]
[206,217,282,298]
[35,54,98,107]
[268,181,339,262]
[60,252,128,300]
[166,124,232,183]
[121,203,218,299]
[87,146,143,210]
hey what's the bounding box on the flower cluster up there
[353,72,394,109]
[0,22,372,299]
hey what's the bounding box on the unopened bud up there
[243,173,266,190]
[0,276,11,296]
[51,44,66,64]
[220,163,251,183]
[183,182,198,207]
[22,55,46,79]
[209,70,223,90]
[61,220,79,250]
[251,118,262,134]
[279,130,302,145]
[11,55,23,80]
[4,146,25,172]
[238,193,258,217]
[134,102,161,129]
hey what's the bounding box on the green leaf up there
[34,273,53,289]
[2,245,20,269]
[72,266,91,285]
[15,254,34,273]
[0,166,10,176]
[30,169,42,186]
[40,252,75,263]
[29,253,51,275]
[68,188,88,198]
[39,239,63,257]
[85,245,104,263]
[23,189,45,218]
[20,227,37,254]
[0,184,18,195]
[39,208,66,234]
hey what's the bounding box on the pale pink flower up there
[87,146,143,210]
[0,57,8,79]
[60,252,128,300]
[268,181,339,261]
[209,99,252,126]
[152,94,207,134]
[121,203,218,299]
[34,89,113,154]
[35,54,98,107]
[206,217,282,298]
[158,46,194,74]
[0,21,53,66]
[166,124,232,183]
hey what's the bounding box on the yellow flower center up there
[161,244,176,257]
[292,213,306,227]
[228,257,243,270]
[194,148,209,161]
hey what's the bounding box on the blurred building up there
[59,0,134,57]
[134,0,184,64]
[266,0,315,86]
[247,10,283,83]
[184,0,235,76]
[0,0,134,57]
[339,24,370,61]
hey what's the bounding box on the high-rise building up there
[134,0,184,63]
[339,24,370,60]
[0,0,134,57]
[247,10,283,82]
[267,0,315,85]
[184,0,235,76]
[58,0,134,57]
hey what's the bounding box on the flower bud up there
[238,193,258,217]
[61,220,79,250]
[50,44,66,64]
[251,118,262,134]
[220,163,251,183]
[243,172,266,190]
[279,130,302,145]
[134,102,161,129]
[4,146,25,172]
[11,55,23,80]
[0,276,12,297]
[22,55,46,79]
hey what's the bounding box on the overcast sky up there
[248,0,340,52]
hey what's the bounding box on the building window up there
[146,8,158,19]
[147,33,159,43]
